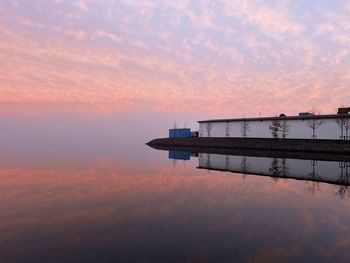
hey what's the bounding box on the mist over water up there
[0,114,350,262]
[0,111,203,164]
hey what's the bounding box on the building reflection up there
[198,153,349,186]
[168,151,191,161]
[168,150,350,192]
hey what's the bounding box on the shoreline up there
[147,137,350,155]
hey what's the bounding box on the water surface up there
[0,117,349,262]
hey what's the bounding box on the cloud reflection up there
[0,159,349,261]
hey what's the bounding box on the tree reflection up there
[240,156,250,179]
[225,155,230,171]
[335,161,350,199]
[195,153,350,197]
[172,158,177,167]
[306,160,321,195]
[269,158,289,183]
[205,154,211,174]
[269,158,281,183]
[335,185,350,199]
[281,158,289,177]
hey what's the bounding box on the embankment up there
[147,137,350,154]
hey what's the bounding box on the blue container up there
[169,128,191,138]
[168,151,191,160]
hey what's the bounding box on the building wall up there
[199,118,345,139]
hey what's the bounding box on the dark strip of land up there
[147,137,350,159]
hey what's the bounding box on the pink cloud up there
[75,0,88,12]
[0,1,349,116]
[221,0,302,37]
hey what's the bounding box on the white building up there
[198,113,350,140]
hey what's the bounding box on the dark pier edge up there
[147,137,350,162]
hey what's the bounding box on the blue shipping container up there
[169,128,191,138]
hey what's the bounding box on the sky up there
[0,0,350,118]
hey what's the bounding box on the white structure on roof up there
[198,112,350,140]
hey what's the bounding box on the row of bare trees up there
[201,107,349,139]
[336,118,350,140]
[269,107,322,139]
[305,107,350,139]
[306,107,323,139]
[203,120,251,138]
[269,119,290,139]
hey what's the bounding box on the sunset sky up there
[1,0,350,117]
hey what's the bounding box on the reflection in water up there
[168,151,191,160]
[196,153,350,187]
[240,156,250,175]
[168,150,350,199]
[1,144,350,262]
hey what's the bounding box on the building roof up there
[198,114,350,123]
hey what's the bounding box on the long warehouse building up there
[198,108,350,140]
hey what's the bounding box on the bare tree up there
[336,118,346,139]
[269,117,281,139]
[205,122,212,137]
[336,117,350,140]
[346,120,350,140]
[225,121,231,137]
[199,124,204,137]
[306,107,323,139]
[240,119,250,138]
[280,120,290,139]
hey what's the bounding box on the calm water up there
[1,116,350,262]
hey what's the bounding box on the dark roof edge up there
[197,114,350,123]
